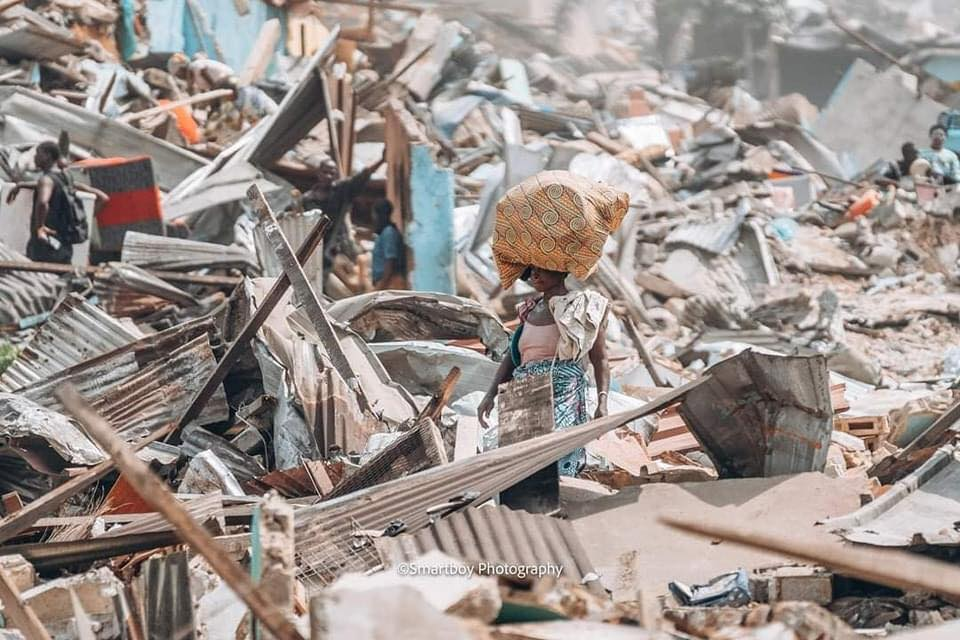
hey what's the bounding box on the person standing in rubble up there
[303,153,385,277]
[477,267,610,476]
[371,199,407,290]
[920,125,960,185]
[26,142,108,264]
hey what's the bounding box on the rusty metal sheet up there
[0,293,139,393]
[121,231,259,273]
[376,505,597,585]
[327,290,508,357]
[825,445,960,547]
[326,419,447,499]
[292,379,700,592]
[0,242,62,325]
[678,350,832,478]
[20,334,229,438]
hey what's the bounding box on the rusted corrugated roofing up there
[0,242,62,325]
[678,350,832,478]
[376,505,598,586]
[0,293,139,392]
[825,445,960,547]
[292,380,698,592]
[122,232,259,273]
[21,333,229,437]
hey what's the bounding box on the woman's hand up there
[477,393,495,429]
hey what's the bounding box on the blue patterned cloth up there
[512,359,588,476]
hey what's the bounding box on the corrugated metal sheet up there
[327,290,508,357]
[0,242,62,325]
[664,209,747,256]
[253,210,324,294]
[122,231,259,272]
[0,293,140,393]
[825,445,960,547]
[326,419,447,499]
[21,333,229,437]
[376,505,597,585]
[678,350,833,478]
[245,27,338,168]
[292,380,699,592]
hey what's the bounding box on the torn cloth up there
[492,171,628,288]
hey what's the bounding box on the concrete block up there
[751,565,832,605]
[0,554,35,592]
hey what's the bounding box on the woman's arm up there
[477,353,517,429]
[589,311,610,418]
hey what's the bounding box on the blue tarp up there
[146,0,284,72]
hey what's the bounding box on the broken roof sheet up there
[327,291,509,357]
[20,332,229,437]
[678,350,833,478]
[0,293,140,393]
[375,504,598,586]
[0,242,62,325]
[245,26,339,168]
[121,232,259,273]
[292,380,698,591]
[825,445,960,547]
[0,88,207,191]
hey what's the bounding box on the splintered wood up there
[498,373,554,446]
[55,384,305,640]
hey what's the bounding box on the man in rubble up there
[302,152,385,276]
[26,142,109,264]
[920,125,960,185]
[371,199,407,290]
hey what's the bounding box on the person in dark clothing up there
[26,141,108,264]
[881,142,920,183]
[302,152,385,269]
[371,199,406,290]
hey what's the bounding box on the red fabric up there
[95,187,163,226]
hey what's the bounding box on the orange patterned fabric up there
[492,171,629,288]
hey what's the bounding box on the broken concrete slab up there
[567,472,870,596]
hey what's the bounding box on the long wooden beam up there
[661,514,960,600]
[246,184,369,411]
[176,212,330,427]
[55,385,304,640]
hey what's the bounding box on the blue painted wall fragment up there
[146,0,284,72]
[408,144,456,294]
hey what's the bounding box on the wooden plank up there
[177,213,330,428]
[498,374,554,446]
[2,491,22,515]
[240,19,281,85]
[662,513,960,600]
[247,184,368,411]
[869,397,960,484]
[414,367,460,425]
[0,567,53,640]
[55,385,304,640]
[120,89,234,125]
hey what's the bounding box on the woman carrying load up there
[477,266,611,476]
[477,170,628,477]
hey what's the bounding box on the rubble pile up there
[4,0,960,639]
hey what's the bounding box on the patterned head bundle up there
[492,171,629,288]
